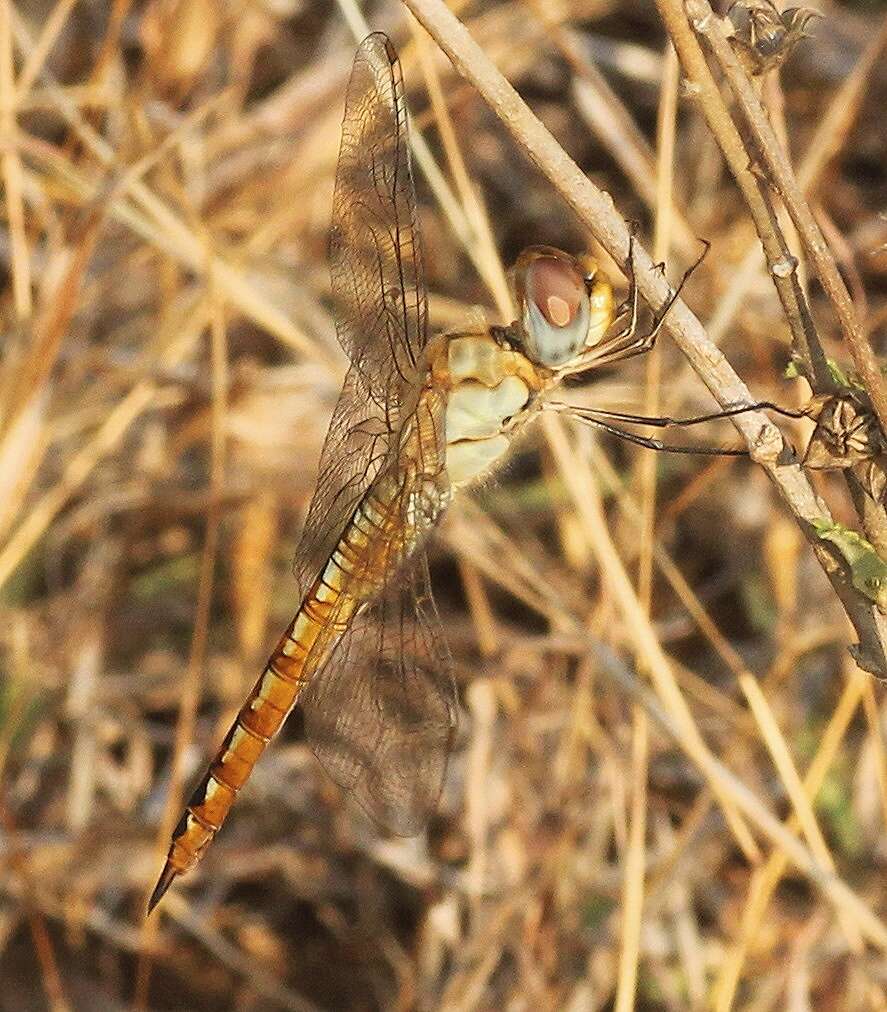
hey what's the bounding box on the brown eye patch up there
[525,257,585,330]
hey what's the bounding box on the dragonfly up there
[149,32,768,913]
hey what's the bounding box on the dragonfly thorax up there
[434,332,543,487]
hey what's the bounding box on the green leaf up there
[812,518,887,610]
[784,357,862,392]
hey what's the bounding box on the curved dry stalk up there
[445,448,887,952]
[614,41,681,1012]
[682,0,887,558]
[0,0,32,320]
[713,660,874,1007]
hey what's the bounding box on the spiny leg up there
[561,399,810,429]
[642,238,711,349]
[565,411,749,456]
[610,229,640,342]
[549,396,806,455]
[609,237,713,364]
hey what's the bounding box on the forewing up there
[330,32,427,404]
[302,549,456,836]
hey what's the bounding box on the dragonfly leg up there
[555,238,711,379]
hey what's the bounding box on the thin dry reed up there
[1,1,887,1009]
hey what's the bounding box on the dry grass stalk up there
[2,1,887,1008]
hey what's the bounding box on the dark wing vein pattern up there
[296,33,455,832]
[294,363,392,596]
[148,32,450,914]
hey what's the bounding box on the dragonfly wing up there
[297,33,428,594]
[301,549,456,836]
[330,32,427,402]
[295,33,452,831]
[294,363,393,595]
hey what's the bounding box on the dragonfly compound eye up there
[514,247,591,368]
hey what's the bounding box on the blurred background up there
[1,0,887,1009]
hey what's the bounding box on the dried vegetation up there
[2,0,887,1009]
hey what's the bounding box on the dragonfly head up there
[511,246,599,368]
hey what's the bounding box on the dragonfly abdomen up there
[148,476,406,912]
[149,623,329,907]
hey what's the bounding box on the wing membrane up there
[294,363,392,595]
[297,33,428,593]
[294,33,454,833]
[301,550,456,834]
[329,31,427,406]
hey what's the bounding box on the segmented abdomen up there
[152,475,402,897]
